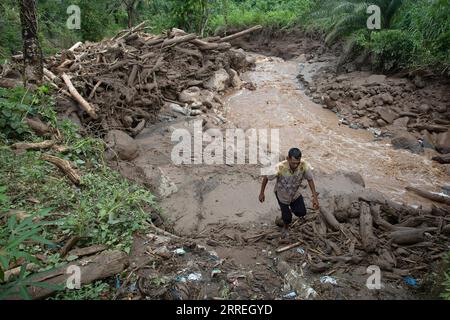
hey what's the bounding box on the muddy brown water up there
[225,54,448,207]
[133,53,448,236]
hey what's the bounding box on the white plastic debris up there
[320,276,337,285]
[283,291,297,299]
[174,248,186,255]
[187,273,202,281]
[296,247,305,255]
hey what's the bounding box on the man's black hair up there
[288,148,302,159]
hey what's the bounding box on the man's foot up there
[275,216,284,228]
[281,227,289,239]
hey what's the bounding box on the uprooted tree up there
[19,0,43,85]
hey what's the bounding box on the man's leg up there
[275,193,292,237]
[290,195,307,219]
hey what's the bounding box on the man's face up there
[287,156,301,171]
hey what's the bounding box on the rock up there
[376,108,398,124]
[421,130,436,150]
[380,93,393,105]
[323,96,336,109]
[228,69,242,88]
[329,91,340,101]
[435,130,450,154]
[413,75,426,89]
[376,119,387,127]
[179,86,201,103]
[418,104,431,113]
[365,75,386,86]
[359,117,374,128]
[169,103,189,115]
[392,116,410,128]
[342,172,365,188]
[359,98,373,109]
[204,68,230,92]
[105,130,139,161]
[190,109,202,116]
[391,133,423,154]
[436,105,447,113]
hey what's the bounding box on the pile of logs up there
[30,23,261,137]
[287,189,450,280]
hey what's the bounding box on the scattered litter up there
[175,276,187,283]
[115,275,121,289]
[320,276,337,285]
[403,276,418,287]
[211,269,222,278]
[296,247,305,255]
[173,248,186,255]
[283,291,297,299]
[187,273,202,282]
[306,288,317,298]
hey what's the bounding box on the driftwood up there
[217,25,262,43]
[275,241,303,253]
[41,154,81,186]
[370,204,396,231]
[60,236,80,258]
[406,186,450,205]
[26,118,51,136]
[6,250,128,300]
[359,202,378,253]
[12,140,55,151]
[162,34,198,48]
[319,198,341,231]
[389,228,434,245]
[432,154,450,164]
[68,42,83,52]
[68,244,108,258]
[61,73,98,119]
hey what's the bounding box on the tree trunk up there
[19,0,43,85]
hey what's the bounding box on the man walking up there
[259,148,319,237]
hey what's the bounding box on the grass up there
[0,86,158,299]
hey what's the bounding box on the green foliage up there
[441,252,450,300]
[369,29,418,72]
[0,87,33,140]
[50,281,110,300]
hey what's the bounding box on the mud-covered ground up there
[109,30,449,300]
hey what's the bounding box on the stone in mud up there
[391,133,423,154]
[105,130,139,161]
[179,86,201,103]
[228,69,242,88]
[421,130,436,150]
[413,75,426,89]
[436,105,448,113]
[365,75,386,87]
[435,130,450,154]
[376,119,388,127]
[418,104,431,113]
[170,103,189,115]
[359,116,374,128]
[376,108,398,124]
[329,91,340,101]
[323,95,336,109]
[380,93,394,105]
[392,116,410,128]
[204,68,230,92]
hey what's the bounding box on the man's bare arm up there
[307,179,320,209]
[259,176,268,202]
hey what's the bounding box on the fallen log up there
[61,73,98,119]
[432,154,450,164]
[190,39,232,51]
[41,154,81,186]
[406,186,450,205]
[389,228,435,245]
[12,140,55,151]
[359,202,378,253]
[218,25,262,43]
[162,34,197,48]
[370,204,396,231]
[2,263,39,283]
[275,241,303,253]
[319,198,341,231]
[68,244,108,258]
[60,236,80,258]
[6,250,128,300]
[26,118,51,136]
[68,42,83,52]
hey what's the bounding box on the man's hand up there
[259,192,265,203]
[312,194,320,210]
